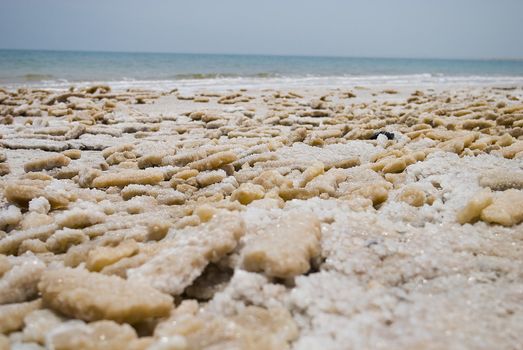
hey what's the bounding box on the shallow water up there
[1,49,523,90]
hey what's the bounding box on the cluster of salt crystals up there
[0,85,522,349]
[282,199,523,350]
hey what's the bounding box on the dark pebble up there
[370,131,395,140]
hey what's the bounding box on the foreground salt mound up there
[126,211,245,295]
[283,198,523,350]
[152,300,298,350]
[38,267,173,323]
[0,254,45,304]
[290,270,523,350]
[47,320,149,350]
[0,299,41,334]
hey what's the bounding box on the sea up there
[1,49,523,92]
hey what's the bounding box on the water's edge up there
[2,49,523,91]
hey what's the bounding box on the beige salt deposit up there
[0,84,522,349]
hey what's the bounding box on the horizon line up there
[1,47,522,62]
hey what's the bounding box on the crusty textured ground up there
[0,84,522,349]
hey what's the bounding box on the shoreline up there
[2,74,523,92]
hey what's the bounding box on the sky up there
[0,0,522,59]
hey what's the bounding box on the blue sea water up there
[1,49,523,90]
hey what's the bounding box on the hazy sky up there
[1,0,522,59]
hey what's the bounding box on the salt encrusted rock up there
[86,240,139,272]
[457,189,493,224]
[18,238,49,255]
[153,300,297,350]
[62,149,81,160]
[242,213,321,278]
[120,184,186,204]
[38,267,173,323]
[64,123,86,140]
[24,154,71,173]
[479,169,523,190]
[101,143,134,159]
[46,320,150,350]
[137,152,168,169]
[146,221,171,241]
[172,168,199,180]
[21,309,64,344]
[34,126,70,136]
[480,189,523,226]
[339,168,391,206]
[324,157,361,170]
[398,185,427,207]
[123,195,157,214]
[127,212,245,295]
[298,162,325,187]
[252,170,292,191]
[462,119,495,130]
[120,184,150,199]
[91,169,164,188]
[193,204,218,223]
[208,269,288,315]
[23,172,54,181]
[0,224,58,255]
[305,168,347,197]
[165,149,207,167]
[437,133,478,154]
[45,228,89,253]
[4,181,70,209]
[0,254,46,304]
[20,212,53,230]
[0,163,10,176]
[188,151,237,171]
[278,187,319,201]
[196,169,227,187]
[1,138,69,151]
[28,197,51,214]
[501,140,523,158]
[105,151,136,165]
[382,158,407,173]
[97,243,163,277]
[231,183,265,205]
[55,206,106,229]
[77,167,101,188]
[0,205,22,230]
[234,152,278,169]
[0,299,41,334]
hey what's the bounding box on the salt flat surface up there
[0,84,522,349]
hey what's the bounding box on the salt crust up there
[1,86,522,348]
[127,212,245,295]
[38,267,173,323]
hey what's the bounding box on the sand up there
[0,83,522,349]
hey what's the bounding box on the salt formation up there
[0,84,522,349]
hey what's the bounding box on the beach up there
[0,79,522,349]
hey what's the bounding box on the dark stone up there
[370,131,395,140]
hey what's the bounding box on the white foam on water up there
[4,74,523,92]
